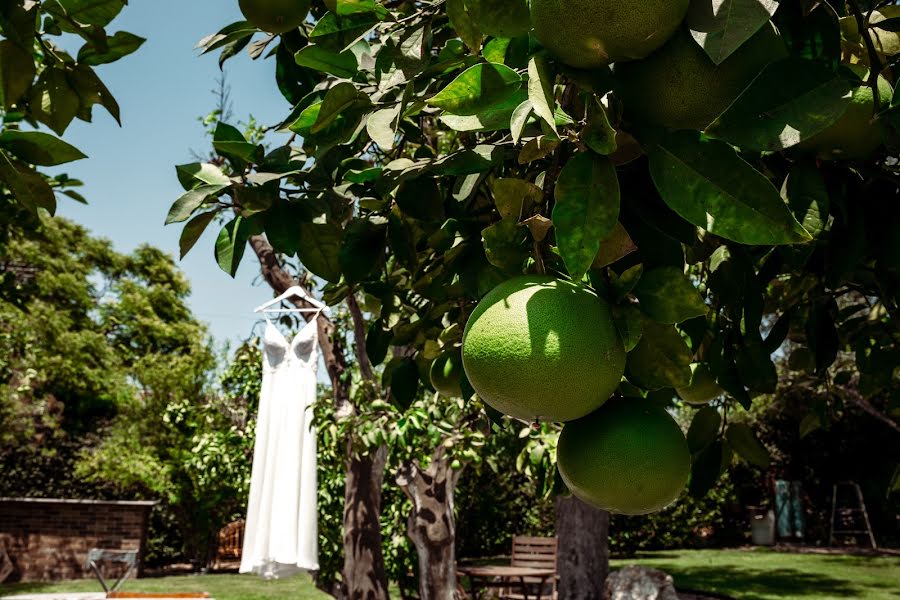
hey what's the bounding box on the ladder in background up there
[829,481,877,549]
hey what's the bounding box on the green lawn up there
[611,548,900,600]
[0,573,330,600]
[2,549,897,600]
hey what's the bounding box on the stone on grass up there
[604,565,679,600]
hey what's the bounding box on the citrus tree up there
[0,0,143,240]
[169,0,900,597]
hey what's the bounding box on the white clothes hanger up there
[254,285,329,315]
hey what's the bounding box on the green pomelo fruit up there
[462,275,625,423]
[676,363,724,406]
[557,398,691,515]
[529,0,690,68]
[430,352,464,397]
[800,67,893,161]
[465,0,531,39]
[616,23,787,131]
[239,0,310,34]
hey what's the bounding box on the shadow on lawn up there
[638,564,868,600]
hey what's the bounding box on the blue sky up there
[55,0,296,349]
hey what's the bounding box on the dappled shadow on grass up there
[640,564,870,600]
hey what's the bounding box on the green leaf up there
[77,31,145,65]
[482,37,511,63]
[175,163,232,189]
[213,122,259,167]
[0,130,86,166]
[593,222,637,268]
[706,59,854,151]
[689,440,729,497]
[56,0,126,26]
[426,63,522,116]
[725,422,770,468]
[339,217,387,283]
[312,82,367,134]
[649,131,812,246]
[295,44,358,78]
[735,337,778,393]
[510,99,532,145]
[446,0,483,52]
[799,412,822,438]
[492,178,543,219]
[179,211,218,259]
[527,54,556,133]
[29,67,80,136]
[388,359,419,410]
[633,266,708,324]
[215,217,249,277]
[165,184,229,225]
[687,0,779,64]
[582,102,617,155]
[625,321,693,390]
[66,64,121,124]
[687,407,722,455]
[781,161,830,238]
[552,152,620,281]
[433,144,505,175]
[367,105,401,149]
[483,217,528,270]
[611,264,643,300]
[298,221,344,283]
[0,151,56,214]
[309,12,379,53]
[366,319,392,367]
[0,40,36,110]
[395,177,445,221]
[612,303,644,352]
[440,90,527,133]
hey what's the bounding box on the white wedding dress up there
[240,315,320,578]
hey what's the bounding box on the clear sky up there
[55,0,295,349]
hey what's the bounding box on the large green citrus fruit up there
[616,23,787,131]
[558,398,691,515]
[465,0,531,39]
[676,363,724,406]
[430,352,463,397]
[799,67,893,160]
[529,0,690,68]
[239,0,310,34]
[461,275,625,423]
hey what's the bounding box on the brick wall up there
[0,498,155,583]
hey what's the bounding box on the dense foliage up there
[0,0,142,241]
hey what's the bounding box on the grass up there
[0,573,330,600]
[2,549,897,600]
[611,548,900,600]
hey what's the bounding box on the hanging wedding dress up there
[240,315,320,578]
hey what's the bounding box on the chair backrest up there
[216,520,246,560]
[511,536,558,571]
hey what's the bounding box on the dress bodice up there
[262,318,319,372]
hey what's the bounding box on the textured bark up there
[249,236,389,600]
[556,496,610,600]
[397,448,462,600]
[344,445,391,600]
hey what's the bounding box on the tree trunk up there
[249,236,389,600]
[397,448,461,600]
[556,496,609,600]
[344,445,391,600]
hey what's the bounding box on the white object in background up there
[751,510,776,546]
[240,308,321,578]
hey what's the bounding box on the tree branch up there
[248,235,352,412]
[842,385,900,435]
[346,292,376,382]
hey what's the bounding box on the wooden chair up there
[212,520,245,568]
[501,536,558,600]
